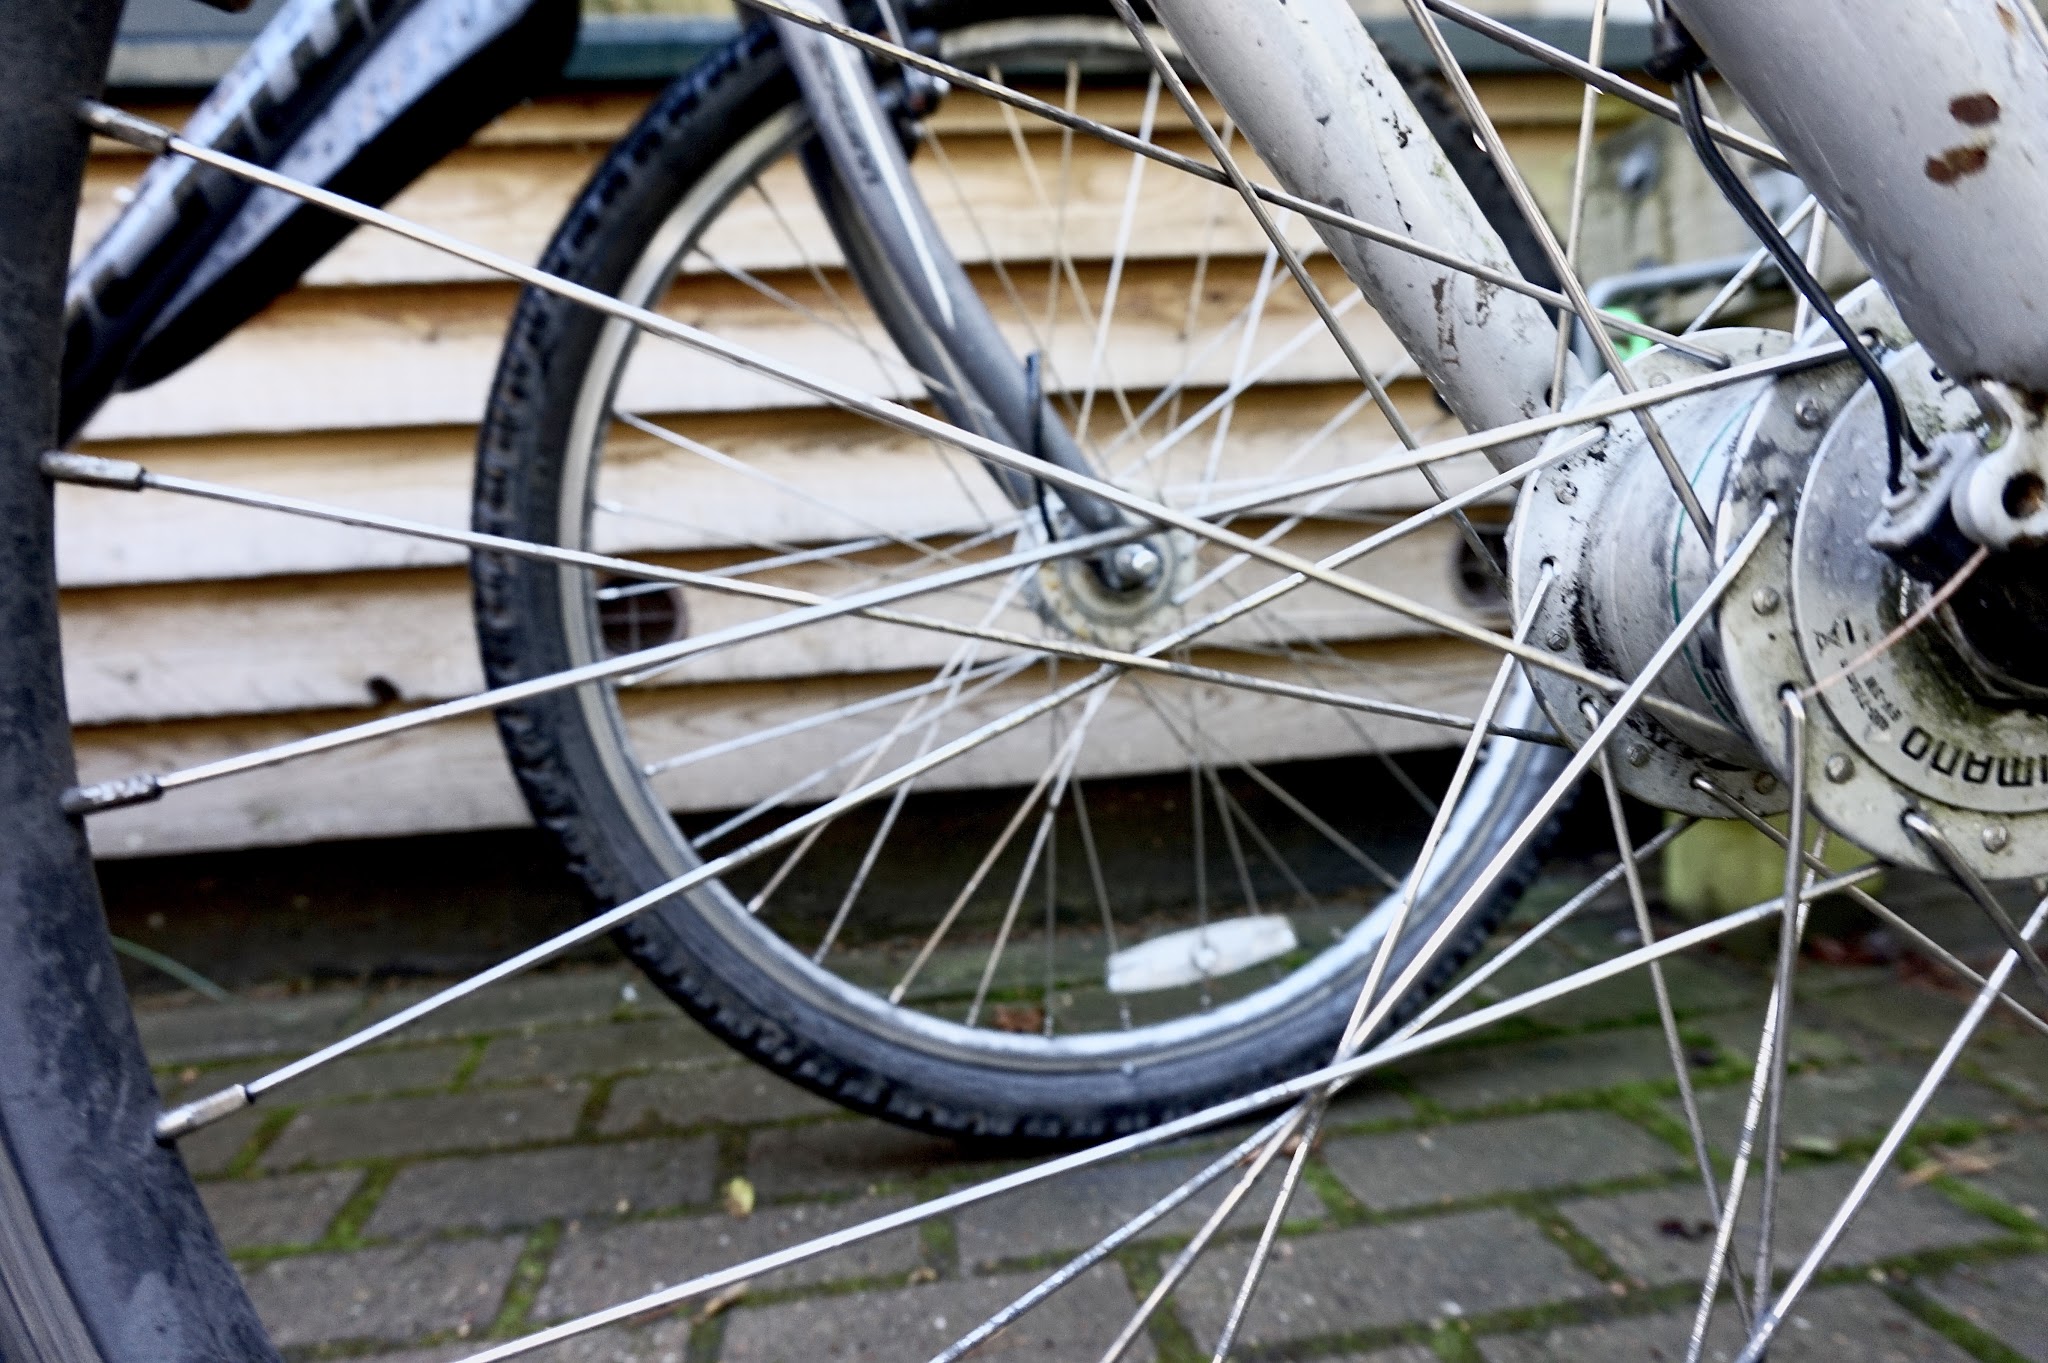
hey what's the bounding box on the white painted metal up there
[1104,915,1300,993]
[1148,0,1564,466]
[1671,0,2048,394]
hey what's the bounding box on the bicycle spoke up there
[1550,0,1610,412]
[1684,196,1818,335]
[1396,0,1714,545]
[736,0,1789,315]
[1074,71,1161,445]
[1733,892,2048,1363]
[427,860,1877,1363]
[1749,693,1812,1318]
[1590,707,1751,1322]
[965,687,1112,1026]
[926,1113,1296,1363]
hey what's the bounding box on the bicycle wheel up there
[18,0,2048,1359]
[473,3,1567,1143]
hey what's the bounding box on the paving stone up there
[1694,1010,1865,1069]
[475,1019,725,1085]
[261,1086,587,1168]
[137,990,364,1065]
[1512,956,1768,1031]
[1173,1209,1599,1351]
[1667,1064,2014,1156]
[599,1065,837,1134]
[363,968,649,1040]
[1967,1031,2048,1109]
[1558,1163,2003,1286]
[1958,1127,2048,1223]
[1398,1028,1680,1111]
[363,1317,688,1363]
[241,1236,525,1348]
[745,1121,970,1198]
[537,1195,920,1316]
[952,1150,1327,1271]
[1322,1076,1419,1126]
[201,1169,362,1248]
[1817,986,1990,1054]
[1322,1111,1683,1211]
[366,1137,717,1238]
[716,1264,1152,1362]
[172,1044,467,1105]
[176,1106,266,1177]
[1477,1285,1978,1361]
[1920,1254,2048,1362]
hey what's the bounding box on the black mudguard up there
[61,0,580,443]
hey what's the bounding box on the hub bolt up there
[1546,628,1570,652]
[1753,771,1778,794]
[1751,586,1782,615]
[1109,542,1164,589]
[1824,753,1854,783]
[1795,397,1827,430]
[1624,742,1652,768]
[1982,824,2011,853]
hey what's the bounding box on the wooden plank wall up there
[64,54,1634,858]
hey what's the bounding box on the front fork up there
[768,0,1569,587]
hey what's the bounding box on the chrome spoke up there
[1750,693,1813,1318]
[1395,0,1714,545]
[1733,893,2048,1363]
[1590,705,1751,1322]
[964,686,1113,1026]
[727,0,1788,322]
[1684,196,1818,335]
[1551,0,1610,412]
[1073,71,1162,445]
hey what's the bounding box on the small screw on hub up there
[1546,628,1570,652]
[1624,742,1652,768]
[1108,542,1164,590]
[1982,824,2011,853]
[1751,586,1782,616]
[1795,397,1828,430]
[1824,753,1854,783]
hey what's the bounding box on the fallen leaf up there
[723,1176,756,1219]
[991,1003,1045,1034]
[907,1266,938,1284]
[693,1282,749,1324]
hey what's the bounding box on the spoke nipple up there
[154,1084,251,1143]
[1750,586,1782,615]
[1795,397,1828,430]
[1824,753,1854,783]
[1624,742,1652,768]
[40,450,145,491]
[59,773,163,816]
[1982,824,2010,853]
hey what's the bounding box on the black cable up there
[1670,70,1919,492]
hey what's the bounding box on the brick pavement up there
[134,897,2048,1362]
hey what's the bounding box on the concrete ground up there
[130,871,2048,1363]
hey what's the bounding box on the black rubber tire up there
[474,4,1569,1144]
[0,5,281,1361]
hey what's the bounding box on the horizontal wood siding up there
[65,69,1624,856]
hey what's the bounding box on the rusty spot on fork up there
[1951,92,2002,126]
[1926,144,1991,184]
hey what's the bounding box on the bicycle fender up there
[61,0,579,442]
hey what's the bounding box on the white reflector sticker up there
[1105,915,1299,994]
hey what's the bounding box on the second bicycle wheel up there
[473,3,1568,1141]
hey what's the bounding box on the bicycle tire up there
[473,2,1571,1144]
[0,4,279,1361]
